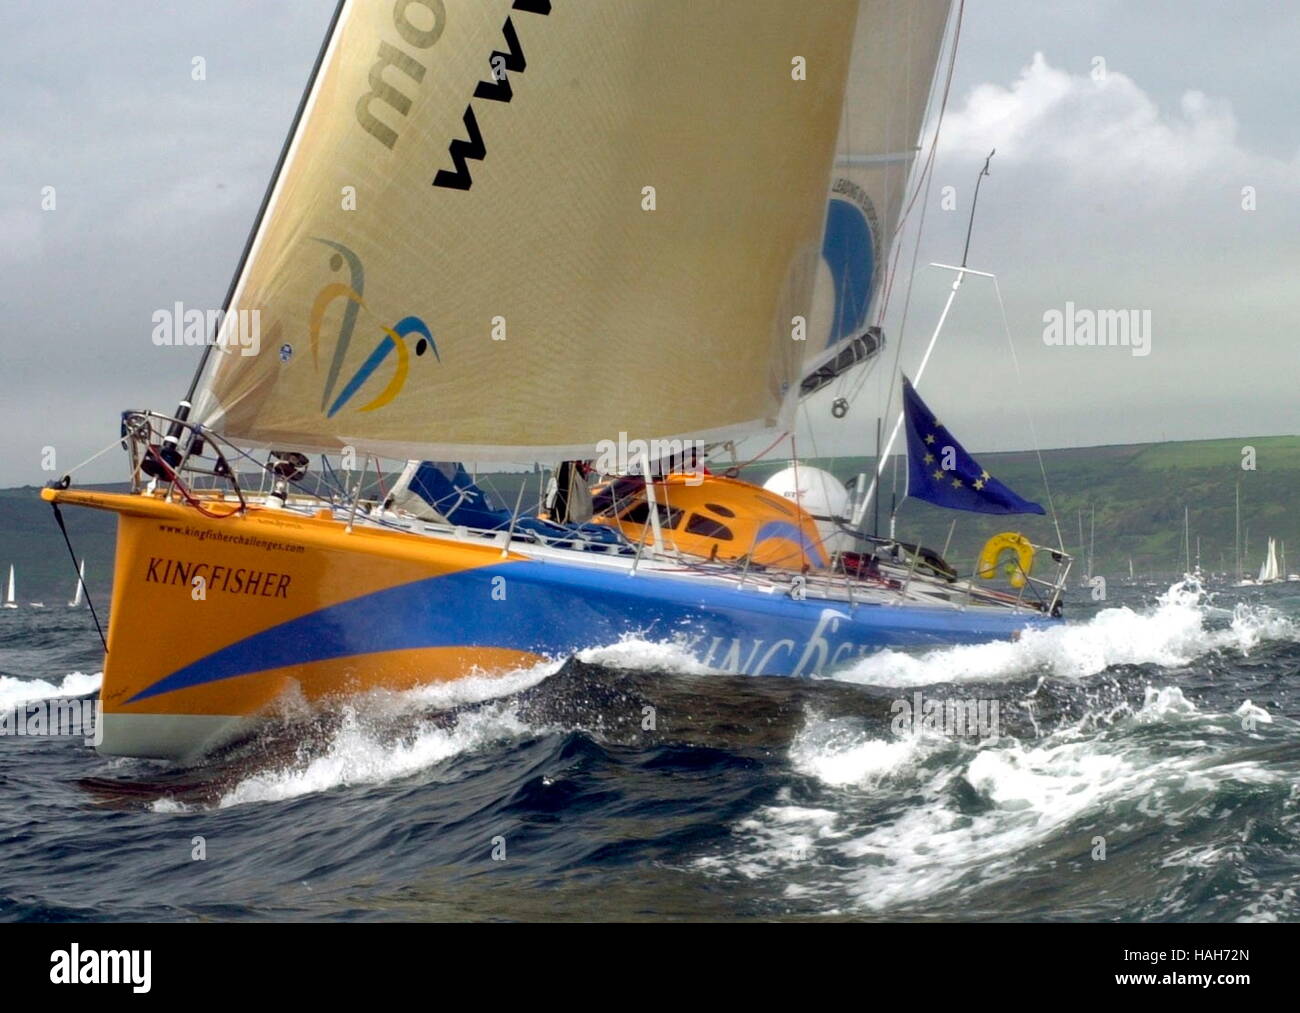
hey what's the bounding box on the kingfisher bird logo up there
[309,238,437,417]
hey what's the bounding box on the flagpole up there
[852,151,996,532]
[873,417,882,537]
[850,264,991,529]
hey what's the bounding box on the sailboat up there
[1233,484,1256,587]
[1181,506,1204,585]
[2,565,15,609]
[1077,509,1090,587]
[1258,537,1281,584]
[68,559,86,608]
[42,0,1069,761]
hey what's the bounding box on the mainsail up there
[798,0,954,398]
[192,0,861,462]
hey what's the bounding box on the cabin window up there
[686,514,733,540]
[621,501,683,529]
[704,503,736,518]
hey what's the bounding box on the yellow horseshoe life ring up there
[976,532,1035,588]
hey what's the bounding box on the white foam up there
[344,657,564,714]
[1136,685,1199,721]
[700,685,1283,912]
[1234,699,1273,727]
[215,701,535,808]
[0,671,101,708]
[576,636,720,675]
[788,715,930,787]
[829,582,1297,688]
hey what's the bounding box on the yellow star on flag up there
[951,478,963,489]
[925,433,936,445]
[923,453,935,465]
[973,479,985,490]
[932,469,944,481]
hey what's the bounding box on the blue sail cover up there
[405,462,629,548]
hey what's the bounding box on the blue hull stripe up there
[129,560,1054,702]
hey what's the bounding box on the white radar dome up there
[763,466,852,557]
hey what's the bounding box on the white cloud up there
[816,52,1300,461]
[940,52,1299,199]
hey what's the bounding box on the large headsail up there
[798,0,954,398]
[191,0,859,462]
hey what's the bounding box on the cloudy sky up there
[2,0,1298,486]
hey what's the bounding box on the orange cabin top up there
[588,472,832,570]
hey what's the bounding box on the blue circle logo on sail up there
[821,196,875,348]
[309,238,437,418]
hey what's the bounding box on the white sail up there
[799,0,953,394]
[193,0,862,462]
[69,559,85,608]
[3,565,15,608]
[1260,537,1280,582]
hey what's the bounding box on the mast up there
[1235,482,1241,580]
[1089,505,1095,576]
[853,151,995,529]
[873,417,882,537]
[1183,505,1190,574]
[961,149,996,268]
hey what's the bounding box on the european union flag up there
[902,377,1045,515]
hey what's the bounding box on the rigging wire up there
[873,0,964,438]
[991,275,1066,552]
[50,503,108,653]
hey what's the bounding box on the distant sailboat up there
[1284,541,1300,581]
[1258,537,1280,584]
[68,559,86,608]
[1077,506,1094,586]
[1077,509,1087,585]
[1182,506,1203,584]
[2,565,15,609]
[1233,484,1256,586]
[1089,506,1096,578]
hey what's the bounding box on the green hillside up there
[2,434,1295,600]
[758,435,1298,582]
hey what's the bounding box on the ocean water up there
[1,580,1298,922]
